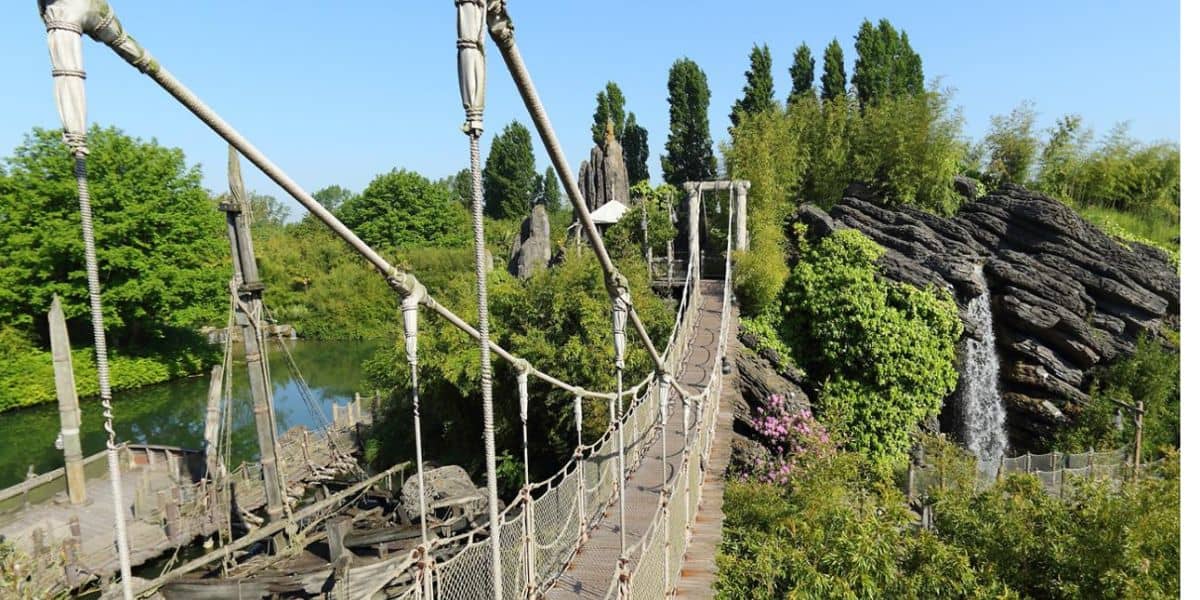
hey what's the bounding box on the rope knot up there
[62,132,88,156]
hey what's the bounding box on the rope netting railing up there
[909,447,1142,499]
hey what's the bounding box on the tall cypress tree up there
[621,112,651,184]
[482,120,538,219]
[730,44,775,129]
[542,166,562,212]
[662,58,717,187]
[788,43,816,105]
[591,81,627,146]
[820,38,846,102]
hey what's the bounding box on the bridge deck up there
[548,281,728,599]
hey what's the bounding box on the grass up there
[1073,204,1179,267]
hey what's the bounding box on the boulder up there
[508,203,552,279]
[799,183,1179,450]
[730,327,810,471]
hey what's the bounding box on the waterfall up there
[960,271,1008,464]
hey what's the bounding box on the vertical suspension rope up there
[456,2,502,595]
[612,290,631,560]
[402,287,433,598]
[39,9,135,598]
[517,365,536,594]
[574,393,586,546]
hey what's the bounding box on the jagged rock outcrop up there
[730,328,811,473]
[795,184,1179,450]
[508,203,551,279]
[577,123,629,212]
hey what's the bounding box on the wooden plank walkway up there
[674,325,738,599]
[548,282,728,599]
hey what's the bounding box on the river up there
[0,340,382,489]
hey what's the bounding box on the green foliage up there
[718,450,1014,599]
[982,101,1040,186]
[606,182,677,263]
[0,126,228,347]
[738,308,795,370]
[620,113,651,185]
[339,168,469,250]
[365,252,674,482]
[931,456,1181,599]
[247,192,291,228]
[851,19,924,106]
[787,43,816,105]
[483,121,539,219]
[846,88,966,213]
[1056,334,1179,459]
[819,38,846,102]
[730,44,777,130]
[0,326,214,412]
[662,58,717,187]
[781,230,961,466]
[591,81,626,145]
[541,166,563,212]
[1035,118,1179,258]
[312,184,355,212]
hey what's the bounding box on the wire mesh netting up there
[434,538,492,600]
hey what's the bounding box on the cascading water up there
[960,268,1008,464]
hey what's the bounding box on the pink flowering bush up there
[744,393,836,484]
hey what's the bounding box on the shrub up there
[780,229,961,466]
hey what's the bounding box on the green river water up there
[0,340,382,489]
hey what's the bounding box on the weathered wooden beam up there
[202,365,224,479]
[49,296,87,506]
[134,460,410,597]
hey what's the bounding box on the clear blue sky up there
[0,1,1179,218]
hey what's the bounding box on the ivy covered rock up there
[796,183,1180,450]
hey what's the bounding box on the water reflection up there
[0,340,380,488]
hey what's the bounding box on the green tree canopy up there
[246,192,290,229]
[662,58,717,187]
[851,19,924,106]
[483,121,538,219]
[621,112,651,184]
[312,184,355,213]
[591,81,626,145]
[983,101,1040,186]
[787,43,815,105]
[730,44,776,130]
[0,126,227,347]
[541,166,562,212]
[819,38,846,102]
[339,168,469,249]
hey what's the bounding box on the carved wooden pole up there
[203,364,224,480]
[685,183,701,283]
[49,296,87,506]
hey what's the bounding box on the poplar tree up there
[820,38,846,102]
[591,81,626,146]
[621,112,651,184]
[852,19,924,106]
[542,166,562,212]
[788,43,816,105]
[730,44,776,129]
[662,58,717,187]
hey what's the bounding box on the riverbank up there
[0,339,381,488]
[0,340,216,414]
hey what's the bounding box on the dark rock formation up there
[577,123,630,212]
[795,184,1179,450]
[508,203,551,279]
[729,327,811,473]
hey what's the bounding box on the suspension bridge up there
[8,1,754,597]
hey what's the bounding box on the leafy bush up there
[780,229,961,466]
[604,182,677,263]
[931,454,1180,599]
[717,450,1015,599]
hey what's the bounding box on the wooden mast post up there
[220,147,288,539]
[49,295,87,505]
